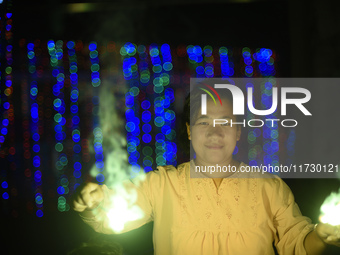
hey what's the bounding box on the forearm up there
[304,229,327,255]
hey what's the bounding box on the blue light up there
[70,105,78,113]
[73,170,81,178]
[89,42,97,51]
[141,100,151,110]
[2,192,9,199]
[34,171,42,180]
[142,124,152,133]
[67,41,75,49]
[47,41,55,49]
[57,186,65,195]
[1,128,8,135]
[36,210,44,217]
[161,125,171,135]
[142,111,151,123]
[4,102,10,109]
[142,134,152,143]
[32,133,40,141]
[73,144,81,153]
[196,66,204,75]
[33,156,41,167]
[72,116,80,125]
[32,144,40,153]
[193,46,202,56]
[1,181,8,189]
[96,174,105,182]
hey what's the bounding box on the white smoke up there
[90,78,146,233]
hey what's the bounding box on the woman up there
[73,87,340,254]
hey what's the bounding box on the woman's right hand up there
[72,182,104,213]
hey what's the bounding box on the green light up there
[56,161,64,170]
[61,178,69,186]
[5,67,12,74]
[69,66,78,73]
[270,130,279,139]
[58,196,66,205]
[91,64,100,72]
[156,156,166,165]
[54,113,62,123]
[90,50,98,58]
[142,146,153,156]
[129,87,139,97]
[72,129,80,137]
[55,143,63,152]
[153,86,164,93]
[165,130,176,140]
[131,64,138,73]
[57,73,65,82]
[120,46,127,56]
[29,66,36,74]
[35,196,43,204]
[152,65,162,73]
[60,156,68,166]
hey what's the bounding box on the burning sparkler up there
[319,188,340,226]
[89,81,146,233]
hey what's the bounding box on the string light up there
[137,45,153,172]
[150,44,167,167]
[159,44,176,165]
[242,47,258,166]
[0,11,13,149]
[89,41,105,183]
[1,5,16,217]
[255,48,278,169]
[121,43,141,173]
[219,46,234,77]
[48,40,69,212]
[67,40,81,193]
[203,45,214,77]
[27,41,44,217]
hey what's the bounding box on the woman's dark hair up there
[178,84,240,158]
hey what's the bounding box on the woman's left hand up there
[315,223,340,247]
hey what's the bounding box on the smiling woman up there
[187,97,241,178]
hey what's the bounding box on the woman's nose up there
[206,125,224,137]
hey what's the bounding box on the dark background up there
[2,0,340,254]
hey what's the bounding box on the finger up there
[81,189,95,208]
[73,202,87,212]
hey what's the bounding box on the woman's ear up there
[186,122,191,140]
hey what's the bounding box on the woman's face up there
[186,98,241,167]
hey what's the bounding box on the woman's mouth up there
[205,145,223,150]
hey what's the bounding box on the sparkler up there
[89,82,146,233]
[319,188,340,226]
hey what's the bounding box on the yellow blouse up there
[81,162,314,255]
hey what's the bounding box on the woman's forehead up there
[191,99,234,121]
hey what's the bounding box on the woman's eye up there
[197,122,209,126]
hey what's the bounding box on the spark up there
[319,188,340,226]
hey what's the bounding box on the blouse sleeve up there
[272,176,315,255]
[80,172,155,234]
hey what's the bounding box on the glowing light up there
[319,189,340,226]
[106,179,145,233]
